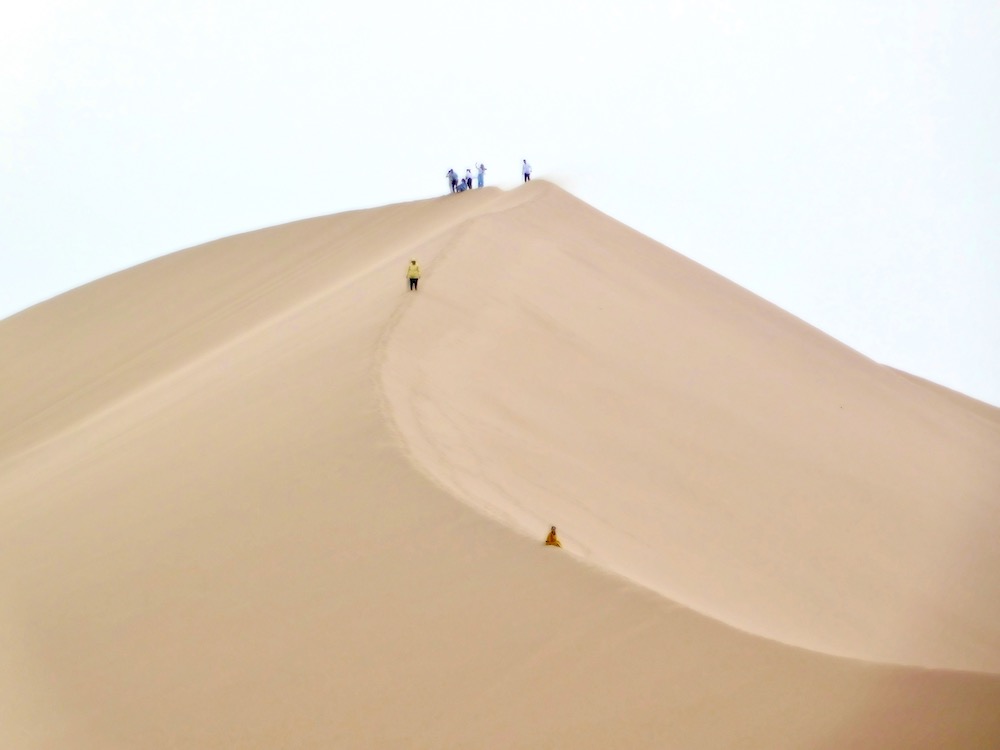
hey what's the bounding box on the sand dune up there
[383,183,1000,672]
[2,181,998,748]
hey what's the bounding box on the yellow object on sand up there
[545,528,561,547]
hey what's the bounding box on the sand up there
[2,181,998,748]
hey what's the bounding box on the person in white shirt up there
[465,168,473,190]
[522,159,532,182]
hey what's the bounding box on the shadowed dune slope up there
[1,182,998,748]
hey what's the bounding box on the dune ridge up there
[2,181,998,748]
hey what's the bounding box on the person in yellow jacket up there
[406,259,421,291]
[544,526,561,548]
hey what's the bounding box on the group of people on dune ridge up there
[411,159,538,291]
[445,159,531,194]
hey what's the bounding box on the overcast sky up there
[3,0,998,405]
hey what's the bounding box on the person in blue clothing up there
[476,162,486,188]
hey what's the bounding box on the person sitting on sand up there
[544,526,561,547]
[406,259,421,291]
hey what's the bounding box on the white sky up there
[2,0,998,405]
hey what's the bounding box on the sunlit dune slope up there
[0,188,504,459]
[1,182,998,749]
[383,181,1000,672]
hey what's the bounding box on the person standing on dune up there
[406,259,421,291]
[465,168,473,190]
[476,162,486,188]
[522,159,532,182]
